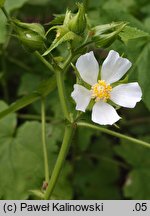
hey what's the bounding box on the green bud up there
[68,3,87,35]
[13,19,46,51]
[17,30,45,51]
[63,10,72,26]
[90,22,127,48]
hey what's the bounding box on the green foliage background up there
[0,0,150,199]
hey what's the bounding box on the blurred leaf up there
[103,0,135,11]
[119,26,149,43]
[99,1,145,30]
[138,44,150,111]
[5,0,29,12]
[77,127,94,151]
[0,0,5,7]
[18,73,41,96]
[0,12,7,43]
[27,0,50,5]
[51,163,73,199]
[144,17,150,32]
[124,170,150,199]
[0,75,56,119]
[74,134,121,199]
[0,93,40,119]
[115,136,150,199]
[50,14,65,26]
[0,101,16,137]
[42,0,81,12]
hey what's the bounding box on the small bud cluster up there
[68,3,86,35]
[12,3,127,54]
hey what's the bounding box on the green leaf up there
[138,44,150,111]
[0,12,7,44]
[119,26,149,43]
[77,127,94,151]
[0,75,56,120]
[0,120,50,199]
[100,3,145,30]
[0,0,5,7]
[0,101,16,137]
[0,101,72,199]
[51,163,73,200]
[0,93,40,120]
[43,30,81,56]
[124,170,150,199]
[18,74,41,96]
[49,14,65,26]
[74,134,120,199]
[5,0,29,12]
[28,0,49,5]
[115,136,150,199]
[103,0,135,11]
[13,19,46,39]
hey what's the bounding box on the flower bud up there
[68,3,87,35]
[13,19,46,51]
[90,22,127,48]
[63,10,72,26]
[17,30,45,51]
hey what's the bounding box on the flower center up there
[91,80,112,102]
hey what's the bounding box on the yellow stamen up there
[91,80,112,102]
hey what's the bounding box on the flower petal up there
[71,84,92,112]
[92,101,121,125]
[76,51,99,86]
[110,82,142,108]
[101,50,132,84]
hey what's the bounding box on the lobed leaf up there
[0,100,72,199]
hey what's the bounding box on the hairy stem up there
[55,69,71,122]
[44,124,74,199]
[34,51,55,73]
[41,97,49,183]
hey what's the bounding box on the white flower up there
[71,50,142,125]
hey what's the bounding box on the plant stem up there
[1,7,11,22]
[41,97,49,183]
[44,124,74,199]
[55,68,71,122]
[34,51,55,73]
[62,52,73,72]
[42,53,74,199]
[77,121,150,149]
